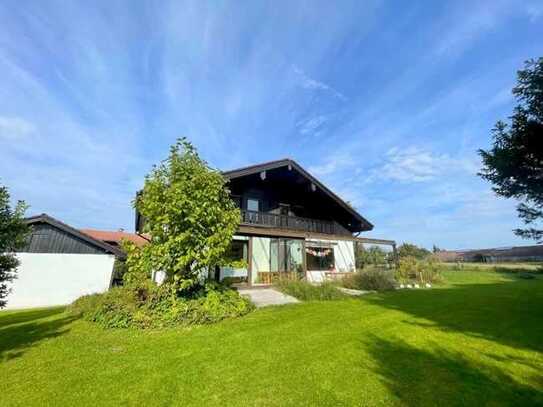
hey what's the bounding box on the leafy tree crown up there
[126,138,241,291]
[397,243,430,260]
[479,58,543,241]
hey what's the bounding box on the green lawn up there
[1,271,542,406]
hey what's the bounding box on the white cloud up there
[526,1,543,21]
[297,115,328,136]
[308,152,355,177]
[375,146,478,183]
[434,0,543,57]
[0,116,35,140]
[292,65,347,101]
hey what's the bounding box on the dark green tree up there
[355,245,388,268]
[479,58,543,241]
[397,243,430,260]
[0,185,29,308]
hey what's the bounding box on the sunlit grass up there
[1,271,542,406]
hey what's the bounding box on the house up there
[7,214,123,309]
[136,158,396,285]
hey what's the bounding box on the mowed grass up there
[1,271,542,406]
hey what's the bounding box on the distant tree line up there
[355,242,432,269]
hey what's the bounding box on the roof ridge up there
[222,158,294,175]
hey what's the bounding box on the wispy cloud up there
[308,152,355,177]
[375,147,478,183]
[434,0,543,56]
[292,65,347,101]
[297,115,328,136]
[0,116,35,140]
[0,0,539,249]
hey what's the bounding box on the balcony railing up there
[240,209,336,235]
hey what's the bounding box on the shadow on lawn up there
[362,335,543,406]
[0,307,77,361]
[365,278,543,354]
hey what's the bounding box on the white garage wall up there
[6,253,115,309]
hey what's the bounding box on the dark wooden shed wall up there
[21,223,108,254]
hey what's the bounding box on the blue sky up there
[0,1,542,250]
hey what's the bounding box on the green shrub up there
[69,292,106,317]
[396,256,442,284]
[67,282,254,329]
[356,245,389,269]
[275,279,346,301]
[342,267,396,291]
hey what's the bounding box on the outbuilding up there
[6,214,124,309]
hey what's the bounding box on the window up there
[222,240,249,284]
[227,240,248,263]
[247,198,260,212]
[270,239,303,273]
[279,203,290,216]
[306,246,335,271]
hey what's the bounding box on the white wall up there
[6,253,115,309]
[334,240,356,272]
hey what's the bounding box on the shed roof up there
[25,214,125,257]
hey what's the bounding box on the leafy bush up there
[342,267,396,291]
[111,258,128,286]
[275,279,346,301]
[68,282,254,329]
[396,256,442,284]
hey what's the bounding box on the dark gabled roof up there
[223,158,373,231]
[25,214,125,257]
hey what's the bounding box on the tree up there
[479,58,543,242]
[126,138,241,292]
[397,243,430,260]
[0,185,29,308]
[355,245,388,268]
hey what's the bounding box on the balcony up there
[240,209,337,235]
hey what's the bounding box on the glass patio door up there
[268,238,304,283]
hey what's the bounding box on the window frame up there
[246,198,260,212]
[305,246,335,271]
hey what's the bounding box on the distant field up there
[440,262,543,271]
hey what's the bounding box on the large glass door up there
[262,238,304,284]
